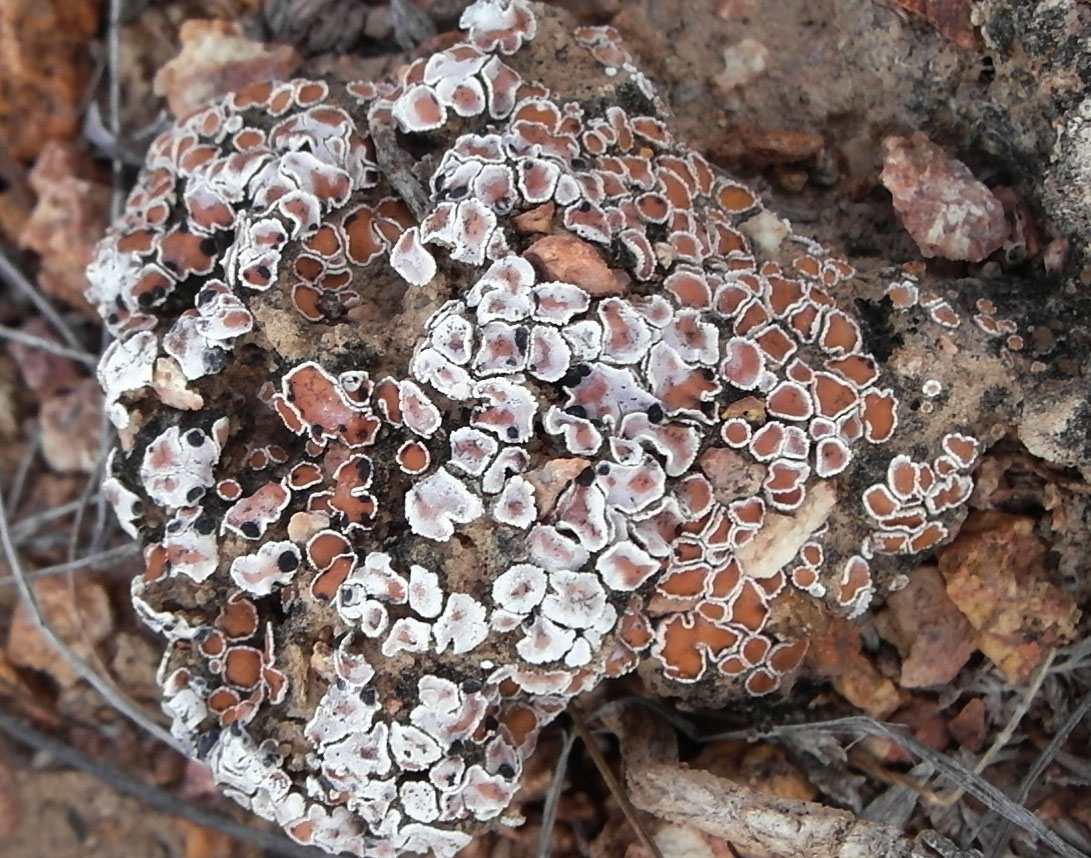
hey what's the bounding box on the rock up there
[513,201,554,234]
[714,38,769,92]
[708,126,825,171]
[739,208,790,253]
[39,378,103,474]
[694,741,817,802]
[80,1,1091,852]
[876,565,977,688]
[153,19,302,118]
[807,617,904,718]
[939,511,1080,684]
[1018,379,1091,482]
[524,232,631,295]
[18,141,110,316]
[7,576,114,688]
[948,697,986,751]
[3,318,84,397]
[885,0,977,49]
[0,0,100,161]
[880,132,1010,262]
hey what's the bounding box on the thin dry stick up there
[5,429,41,511]
[0,707,328,858]
[67,454,106,563]
[0,323,98,367]
[934,650,1056,806]
[1051,637,1091,674]
[981,685,1091,858]
[107,0,124,221]
[537,729,578,858]
[57,457,123,707]
[607,699,1085,858]
[0,477,181,751]
[90,337,116,553]
[0,249,86,352]
[0,543,140,586]
[9,498,99,545]
[367,108,432,221]
[570,709,665,858]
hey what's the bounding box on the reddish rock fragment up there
[513,201,554,234]
[18,141,110,315]
[880,132,1009,262]
[807,617,903,718]
[39,378,103,474]
[875,565,976,688]
[939,512,1079,684]
[524,232,631,295]
[7,576,113,688]
[708,126,825,171]
[153,20,302,118]
[884,0,977,49]
[4,318,84,395]
[948,697,986,751]
[0,0,100,161]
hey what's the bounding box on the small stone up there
[513,201,555,234]
[709,127,824,171]
[772,166,809,193]
[4,318,84,396]
[0,0,100,161]
[524,232,631,295]
[18,141,110,315]
[739,209,790,254]
[7,576,114,688]
[153,19,302,118]
[880,132,1010,262]
[939,512,1079,684]
[948,697,986,751]
[39,378,103,474]
[714,38,769,92]
[808,616,903,719]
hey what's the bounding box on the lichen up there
[86,2,1038,855]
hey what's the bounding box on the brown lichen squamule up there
[88,2,1024,855]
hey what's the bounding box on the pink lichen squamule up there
[86,1,1005,855]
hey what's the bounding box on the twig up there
[537,729,577,858]
[0,543,140,587]
[1051,637,1091,674]
[107,0,125,221]
[0,476,180,751]
[67,451,106,563]
[981,686,1091,858]
[933,650,1056,806]
[0,706,328,858]
[570,709,665,858]
[5,429,41,512]
[9,498,100,545]
[91,329,116,553]
[1055,750,1091,784]
[606,699,1086,858]
[0,249,86,352]
[391,0,438,51]
[0,323,98,367]
[367,108,431,222]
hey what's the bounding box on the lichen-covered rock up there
[86,2,1059,855]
